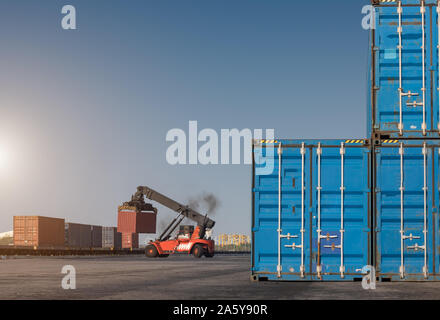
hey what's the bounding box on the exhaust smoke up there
[188,192,220,216]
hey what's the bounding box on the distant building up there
[0,230,13,246]
[217,234,250,247]
[0,231,13,239]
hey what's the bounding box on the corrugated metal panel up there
[13,216,65,248]
[121,232,139,249]
[368,0,440,138]
[65,223,92,248]
[374,139,440,280]
[117,210,156,233]
[102,227,122,249]
[14,216,38,247]
[252,139,371,281]
[91,225,102,248]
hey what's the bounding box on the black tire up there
[192,244,204,258]
[145,245,159,258]
[205,252,214,258]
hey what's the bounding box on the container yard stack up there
[65,223,92,249]
[252,0,440,282]
[91,225,103,248]
[13,216,65,248]
[102,227,122,249]
[367,0,440,281]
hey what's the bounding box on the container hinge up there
[400,266,405,279]
[277,265,282,278]
[316,265,322,278]
[300,265,305,278]
[339,266,345,279]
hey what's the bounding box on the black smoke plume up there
[187,192,220,216]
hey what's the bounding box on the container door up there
[375,142,438,280]
[435,3,440,134]
[311,143,370,280]
[374,2,434,136]
[253,143,310,280]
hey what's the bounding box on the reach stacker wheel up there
[192,244,204,258]
[145,245,159,258]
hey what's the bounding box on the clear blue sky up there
[0,0,369,238]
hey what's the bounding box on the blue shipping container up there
[252,139,371,281]
[374,139,440,280]
[368,0,440,138]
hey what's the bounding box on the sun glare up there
[0,145,10,170]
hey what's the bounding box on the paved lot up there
[0,254,439,300]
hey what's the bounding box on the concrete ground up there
[0,254,439,300]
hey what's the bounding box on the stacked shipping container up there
[368,0,440,139]
[65,223,92,248]
[252,0,440,282]
[91,225,103,248]
[102,227,122,249]
[13,216,65,248]
[117,206,156,249]
[252,140,371,281]
[369,0,440,281]
[14,217,126,251]
[121,232,139,249]
[372,140,440,280]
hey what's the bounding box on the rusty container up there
[91,225,103,248]
[102,227,122,249]
[13,216,65,248]
[65,223,92,248]
[121,232,139,249]
[117,206,156,234]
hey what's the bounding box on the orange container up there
[121,232,139,249]
[13,216,65,248]
[117,207,156,234]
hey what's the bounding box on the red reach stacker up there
[123,186,216,258]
